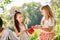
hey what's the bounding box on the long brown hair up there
[14,11,22,32]
[41,5,53,18]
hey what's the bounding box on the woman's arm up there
[14,27,27,36]
[24,24,30,35]
[40,26,53,32]
[14,27,19,36]
[32,25,53,32]
[32,25,42,29]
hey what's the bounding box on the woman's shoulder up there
[23,23,27,26]
[14,26,16,29]
[4,28,11,32]
[42,17,45,20]
[24,24,28,29]
[3,28,12,35]
[49,17,55,21]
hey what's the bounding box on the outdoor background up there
[0,0,60,40]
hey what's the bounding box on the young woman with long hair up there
[32,5,56,40]
[14,11,30,40]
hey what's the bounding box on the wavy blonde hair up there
[40,5,56,25]
[41,5,53,18]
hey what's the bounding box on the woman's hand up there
[32,25,42,29]
[17,29,28,36]
[31,26,35,28]
[32,25,38,29]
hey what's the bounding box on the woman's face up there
[16,13,24,23]
[41,9,48,16]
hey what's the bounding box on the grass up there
[29,29,41,40]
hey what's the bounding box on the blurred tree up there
[51,0,60,24]
[51,0,60,35]
[23,2,42,28]
[0,0,12,13]
[0,0,12,28]
[0,14,11,27]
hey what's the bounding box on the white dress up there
[37,17,55,40]
[41,17,55,33]
[0,28,18,40]
[18,24,30,40]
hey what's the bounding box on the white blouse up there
[41,17,55,33]
[0,28,18,40]
[18,24,30,40]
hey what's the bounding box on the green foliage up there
[29,29,40,40]
[4,0,11,4]
[52,0,60,22]
[0,14,11,27]
[51,0,60,35]
[23,2,42,28]
[53,35,60,40]
[55,25,60,35]
[0,0,12,12]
